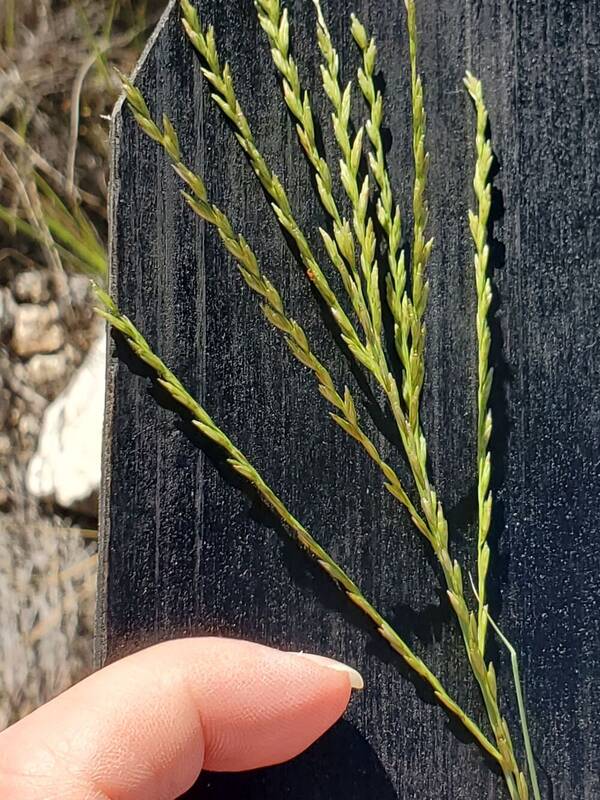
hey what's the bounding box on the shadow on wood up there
[187,721,397,799]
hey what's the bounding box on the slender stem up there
[469,576,542,800]
[4,0,15,49]
[95,287,501,765]
[488,617,541,800]
[463,72,529,797]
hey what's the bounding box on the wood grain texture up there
[99,1,600,797]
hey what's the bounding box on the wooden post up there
[98,1,600,796]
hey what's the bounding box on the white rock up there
[26,352,68,387]
[27,334,105,514]
[11,302,64,358]
[14,270,49,304]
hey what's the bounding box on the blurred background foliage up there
[0,0,163,727]
[0,0,165,282]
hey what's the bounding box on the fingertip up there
[187,640,357,771]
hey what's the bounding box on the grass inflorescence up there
[95,284,500,763]
[104,2,541,797]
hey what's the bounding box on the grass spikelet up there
[405,0,432,323]
[254,0,341,226]
[464,70,494,655]
[351,13,406,355]
[313,0,384,374]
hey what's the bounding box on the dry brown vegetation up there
[0,0,161,727]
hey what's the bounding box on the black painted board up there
[98,1,600,797]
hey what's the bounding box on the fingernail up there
[294,652,364,690]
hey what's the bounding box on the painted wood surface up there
[99,1,600,796]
